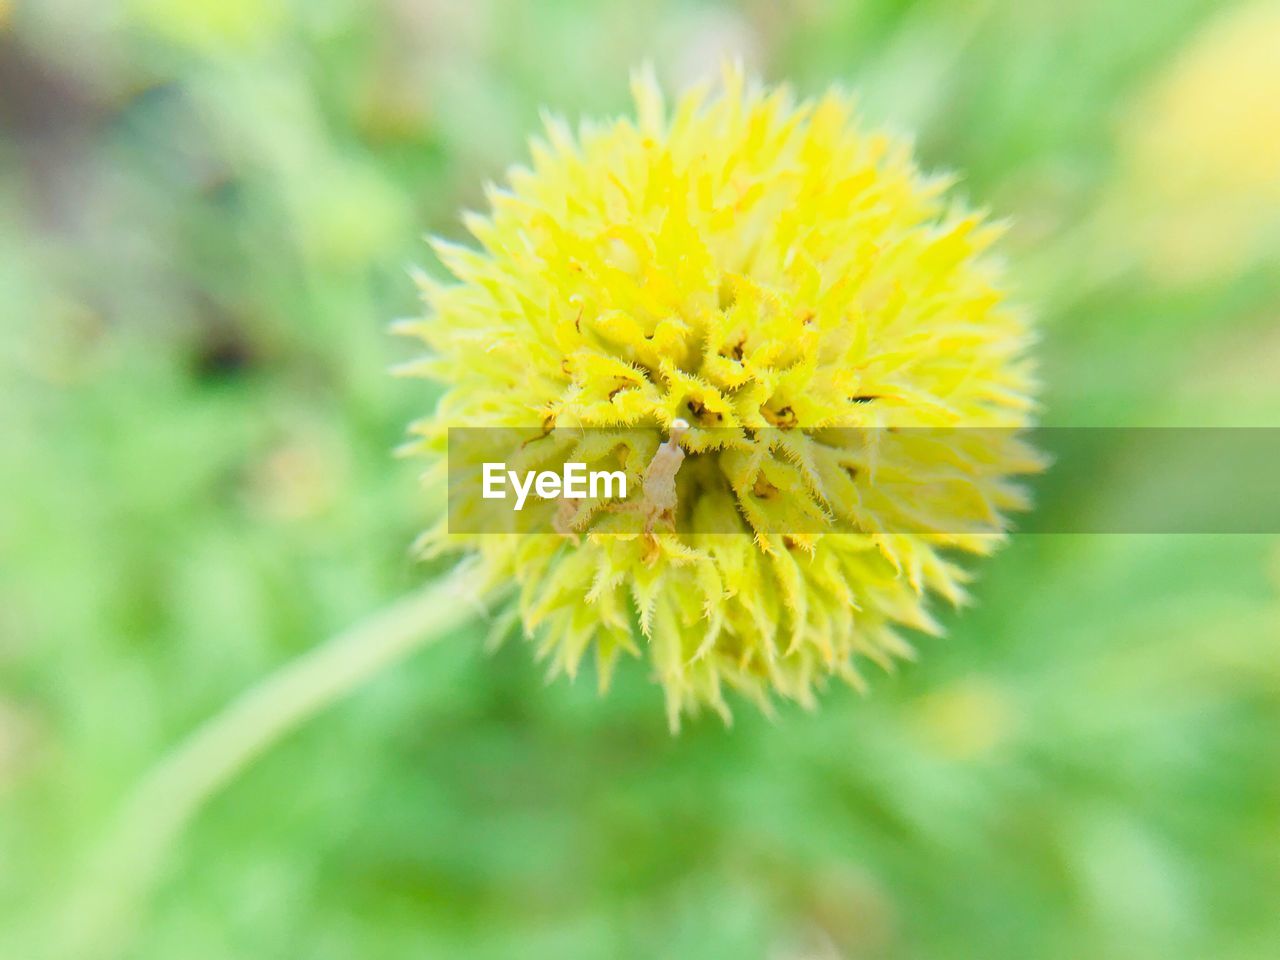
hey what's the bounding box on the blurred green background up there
[2,1,1278,958]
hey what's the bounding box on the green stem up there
[54,568,483,960]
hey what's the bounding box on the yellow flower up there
[1117,0,1280,282]
[402,66,1037,728]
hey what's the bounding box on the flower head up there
[402,66,1036,728]
[1117,0,1280,281]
